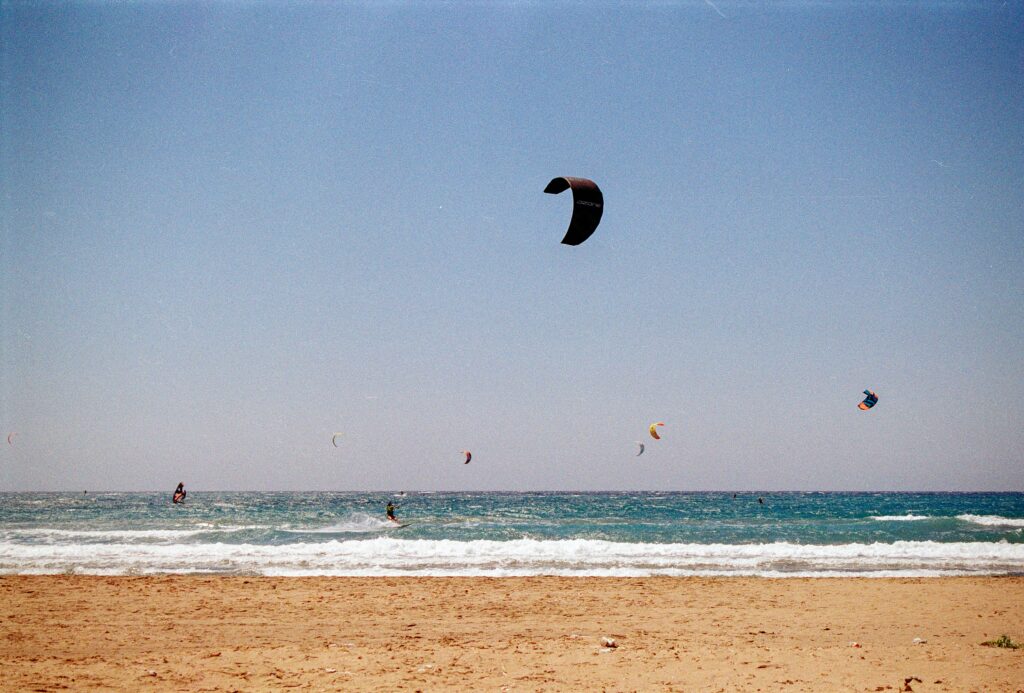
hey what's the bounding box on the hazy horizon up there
[2,489,1023,495]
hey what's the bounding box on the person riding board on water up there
[386,501,398,523]
[172,482,186,504]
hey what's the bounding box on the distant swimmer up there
[172,482,186,504]
[386,500,398,523]
[758,497,764,505]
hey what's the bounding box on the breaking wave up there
[2,538,1022,577]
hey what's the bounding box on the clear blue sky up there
[2,1,1022,491]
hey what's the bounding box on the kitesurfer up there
[173,482,186,504]
[386,501,398,523]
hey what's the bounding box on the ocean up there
[1,492,1022,577]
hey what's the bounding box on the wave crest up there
[2,538,1021,577]
[957,514,1024,528]
[870,515,931,522]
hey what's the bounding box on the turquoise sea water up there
[1,492,1022,576]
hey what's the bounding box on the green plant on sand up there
[981,635,1021,649]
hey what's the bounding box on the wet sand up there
[1,575,1022,691]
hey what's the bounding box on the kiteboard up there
[393,523,412,529]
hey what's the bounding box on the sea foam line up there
[870,515,931,522]
[957,514,1024,528]
[0,526,267,541]
[1,538,1022,577]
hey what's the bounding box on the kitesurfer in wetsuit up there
[386,501,398,523]
[173,482,186,504]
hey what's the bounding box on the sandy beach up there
[1,576,1021,691]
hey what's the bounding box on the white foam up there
[957,514,1024,528]
[282,513,396,534]
[1,538,1021,577]
[0,526,264,541]
[870,515,931,522]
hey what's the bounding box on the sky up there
[1,1,1022,492]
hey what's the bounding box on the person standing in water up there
[173,482,186,504]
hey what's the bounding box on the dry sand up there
[1,575,1022,691]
